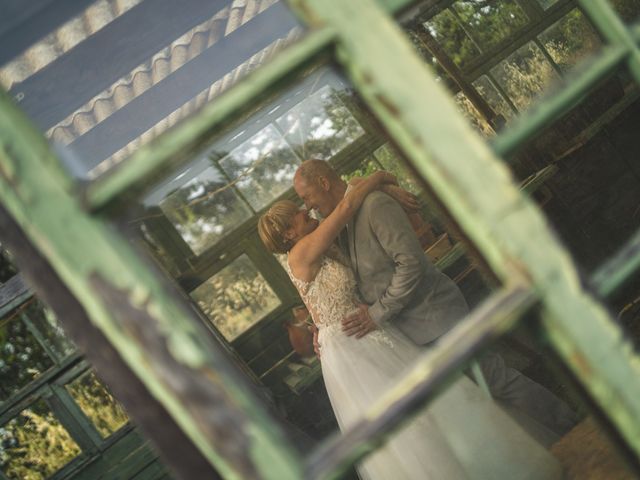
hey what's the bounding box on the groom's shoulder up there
[361,190,396,213]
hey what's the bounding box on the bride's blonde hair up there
[258,200,299,254]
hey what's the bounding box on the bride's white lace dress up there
[286,253,563,480]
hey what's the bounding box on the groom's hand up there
[342,304,377,338]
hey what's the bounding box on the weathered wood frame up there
[1,0,640,479]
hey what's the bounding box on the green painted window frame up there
[1,0,640,478]
[0,289,135,480]
[408,0,611,123]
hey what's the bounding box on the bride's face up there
[288,208,319,241]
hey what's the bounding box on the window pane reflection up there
[539,10,602,74]
[454,91,494,137]
[158,163,253,255]
[490,41,561,112]
[374,144,425,195]
[23,302,75,361]
[191,255,281,340]
[66,371,128,438]
[219,125,301,211]
[451,0,529,50]
[423,9,480,69]
[276,85,365,160]
[0,313,53,400]
[0,400,81,479]
[472,75,516,122]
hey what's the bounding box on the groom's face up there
[294,176,334,218]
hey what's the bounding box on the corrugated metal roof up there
[92,28,301,177]
[0,0,302,178]
[0,0,142,90]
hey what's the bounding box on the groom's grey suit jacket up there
[345,191,468,345]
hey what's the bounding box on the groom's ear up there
[318,176,330,191]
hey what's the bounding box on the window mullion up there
[491,43,628,157]
[411,24,499,127]
[534,37,564,77]
[577,0,640,82]
[462,0,576,80]
[46,383,101,454]
[20,312,60,364]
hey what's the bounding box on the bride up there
[258,171,562,479]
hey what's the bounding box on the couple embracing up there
[259,160,576,479]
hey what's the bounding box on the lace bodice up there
[285,253,394,347]
[286,255,359,330]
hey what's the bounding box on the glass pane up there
[472,75,516,122]
[156,161,253,256]
[405,29,457,89]
[423,9,481,69]
[451,0,529,50]
[373,144,425,196]
[66,371,128,438]
[373,143,447,232]
[23,301,75,360]
[607,0,640,23]
[536,0,560,9]
[539,9,602,74]
[218,124,301,211]
[0,1,305,179]
[490,41,562,112]
[276,85,365,160]
[190,254,281,341]
[0,399,81,479]
[0,313,53,400]
[454,91,494,137]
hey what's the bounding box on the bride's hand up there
[382,184,421,213]
[309,324,321,359]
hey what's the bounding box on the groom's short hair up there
[296,159,341,185]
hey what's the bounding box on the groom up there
[293,159,578,438]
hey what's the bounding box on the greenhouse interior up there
[1,0,640,478]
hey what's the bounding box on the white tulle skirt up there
[318,324,564,480]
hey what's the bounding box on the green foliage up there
[491,41,560,111]
[0,311,53,400]
[452,0,528,50]
[66,372,129,438]
[373,144,425,196]
[342,156,381,181]
[453,92,494,137]
[424,0,529,69]
[191,255,281,340]
[540,9,602,74]
[0,401,81,480]
[425,8,480,69]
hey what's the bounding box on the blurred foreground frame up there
[1,0,640,479]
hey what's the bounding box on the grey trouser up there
[476,351,579,438]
